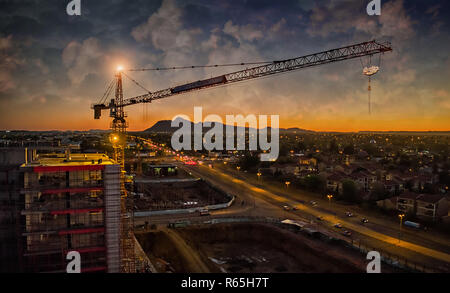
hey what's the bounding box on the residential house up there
[396,192,418,214]
[416,194,449,221]
[350,169,377,192]
[326,172,346,194]
[376,196,398,211]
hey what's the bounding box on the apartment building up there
[397,192,449,222]
[416,194,449,221]
[396,192,418,214]
[19,153,121,273]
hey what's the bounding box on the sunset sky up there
[0,0,449,132]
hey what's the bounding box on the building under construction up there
[18,152,129,273]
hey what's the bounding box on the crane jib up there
[92,40,392,119]
[171,75,227,94]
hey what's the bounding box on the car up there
[283,205,291,211]
[199,209,210,216]
[316,216,324,221]
[361,218,369,223]
[310,201,318,206]
[292,206,299,211]
[342,230,352,237]
[334,223,343,228]
[345,212,354,217]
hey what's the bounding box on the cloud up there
[433,89,450,109]
[62,37,104,85]
[131,0,201,51]
[0,35,24,92]
[307,0,415,41]
[223,21,264,42]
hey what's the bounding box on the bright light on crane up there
[109,133,120,144]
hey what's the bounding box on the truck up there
[404,221,421,229]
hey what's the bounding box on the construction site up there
[133,179,231,212]
[135,222,403,273]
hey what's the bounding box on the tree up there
[302,175,326,193]
[342,180,358,202]
[329,139,339,154]
[297,141,307,151]
[238,152,260,171]
[343,144,355,155]
[369,182,386,201]
[362,143,378,156]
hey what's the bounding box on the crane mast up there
[108,70,135,273]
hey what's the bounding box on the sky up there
[0,0,449,132]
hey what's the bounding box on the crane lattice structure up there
[92,40,392,272]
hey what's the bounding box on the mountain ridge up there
[144,119,315,134]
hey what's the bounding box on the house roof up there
[398,191,419,200]
[327,171,346,181]
[416,194,445,204]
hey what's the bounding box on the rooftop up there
[417,194,446,204]
[21,153,116,168]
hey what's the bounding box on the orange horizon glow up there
[2,116,449,133]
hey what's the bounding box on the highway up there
[177,163,450,272]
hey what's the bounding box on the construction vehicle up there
[91,40,392,272]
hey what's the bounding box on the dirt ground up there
[134,180,230,211]
[135,222,402,273]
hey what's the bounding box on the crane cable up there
[98,78,115,104]
[122,72,152,94]
[360,54,383,115]
[127,61,273,72]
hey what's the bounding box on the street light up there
[285,181,291,189]
[236,166,241,171]
[327,194,333,206]
[257,172,262,180]
[398,213,405,242]
[327,194,334,219]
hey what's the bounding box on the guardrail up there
[134,195,235,217]
[348,239,445,273]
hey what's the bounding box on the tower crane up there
[91,40,392,272]
[93,40,392,125]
